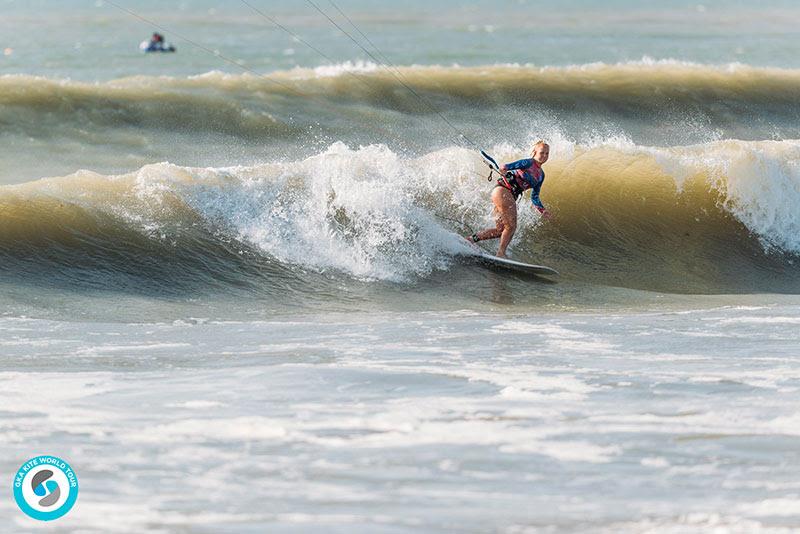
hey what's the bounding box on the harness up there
[496,167,544,200]
[497,172,525,199]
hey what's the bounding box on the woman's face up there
[532,144,550,164]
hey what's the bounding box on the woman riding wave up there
[468,141,552,258]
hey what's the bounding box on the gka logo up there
[13,455,78,521]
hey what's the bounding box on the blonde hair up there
[531,140,549,154]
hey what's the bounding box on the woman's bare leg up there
[469,188,517,257]
[494,188,517,257]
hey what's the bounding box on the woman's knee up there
[502,214,517,232]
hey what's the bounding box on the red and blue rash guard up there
[500,158,546,211]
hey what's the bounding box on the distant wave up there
[4,62,800,142]
[2,139,800,295]
[0,74,296,140]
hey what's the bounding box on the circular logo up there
[12,456,78,521]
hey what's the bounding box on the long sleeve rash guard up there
[503,158,546,211]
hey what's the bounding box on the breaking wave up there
[2,139,800,295]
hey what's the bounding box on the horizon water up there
[2,1,800,532]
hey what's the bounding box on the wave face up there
[4,62,800,150]
[2,139,800,297]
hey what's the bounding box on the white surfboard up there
[462,240,558,276]
[475,252,559,276]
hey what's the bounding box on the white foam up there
[500,440,621,463]
[75,342,192,355]
[767,412,800,435]
[175,142,468,281]
[128,417,289,444]
[738,498,800,517]
[166,400,226,409]
[306,60,380,78]
[640,456,670,468]
[716,316,800,325]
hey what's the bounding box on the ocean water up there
[2,1,800,532]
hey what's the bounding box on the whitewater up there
[2,1,800,532]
